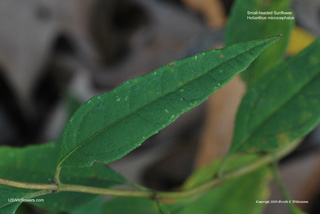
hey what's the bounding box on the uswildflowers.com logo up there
[8,198,44,203]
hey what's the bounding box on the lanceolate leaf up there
[57,37,279,168]
[226,0,293,85]
[0,143,130,212]
[231,37,320,153]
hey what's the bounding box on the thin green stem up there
[0,177,58,191]
[58,183,155,198]
[0,140,300,200]
[54,166,61,185]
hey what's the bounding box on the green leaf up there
[0,188,27,214]
[176,155,270,214]
[102,197,161,214]
[57,37,279,169]
[231,37,320,153]
[226,0,293,85]
[0,143,130,212]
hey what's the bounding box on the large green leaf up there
[231,37,320,153]
[226,0,293,85]
[0,143,130,212]
[57,37,279,169]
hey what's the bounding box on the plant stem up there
[0,178,58,191]
[0,140,300,200]
[54,166,61,185]
[59,183,155,198]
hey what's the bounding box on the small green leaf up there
[0,188,26,214]
[57,37,279,168]
[0,143,130,212]
[0,188,45,214]
[226,0,293,85]
[231,37,320,153]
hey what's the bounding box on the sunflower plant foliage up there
[0,0,318,213]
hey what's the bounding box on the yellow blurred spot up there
[287,26,315,56]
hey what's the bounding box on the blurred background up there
[0,0,320,213]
